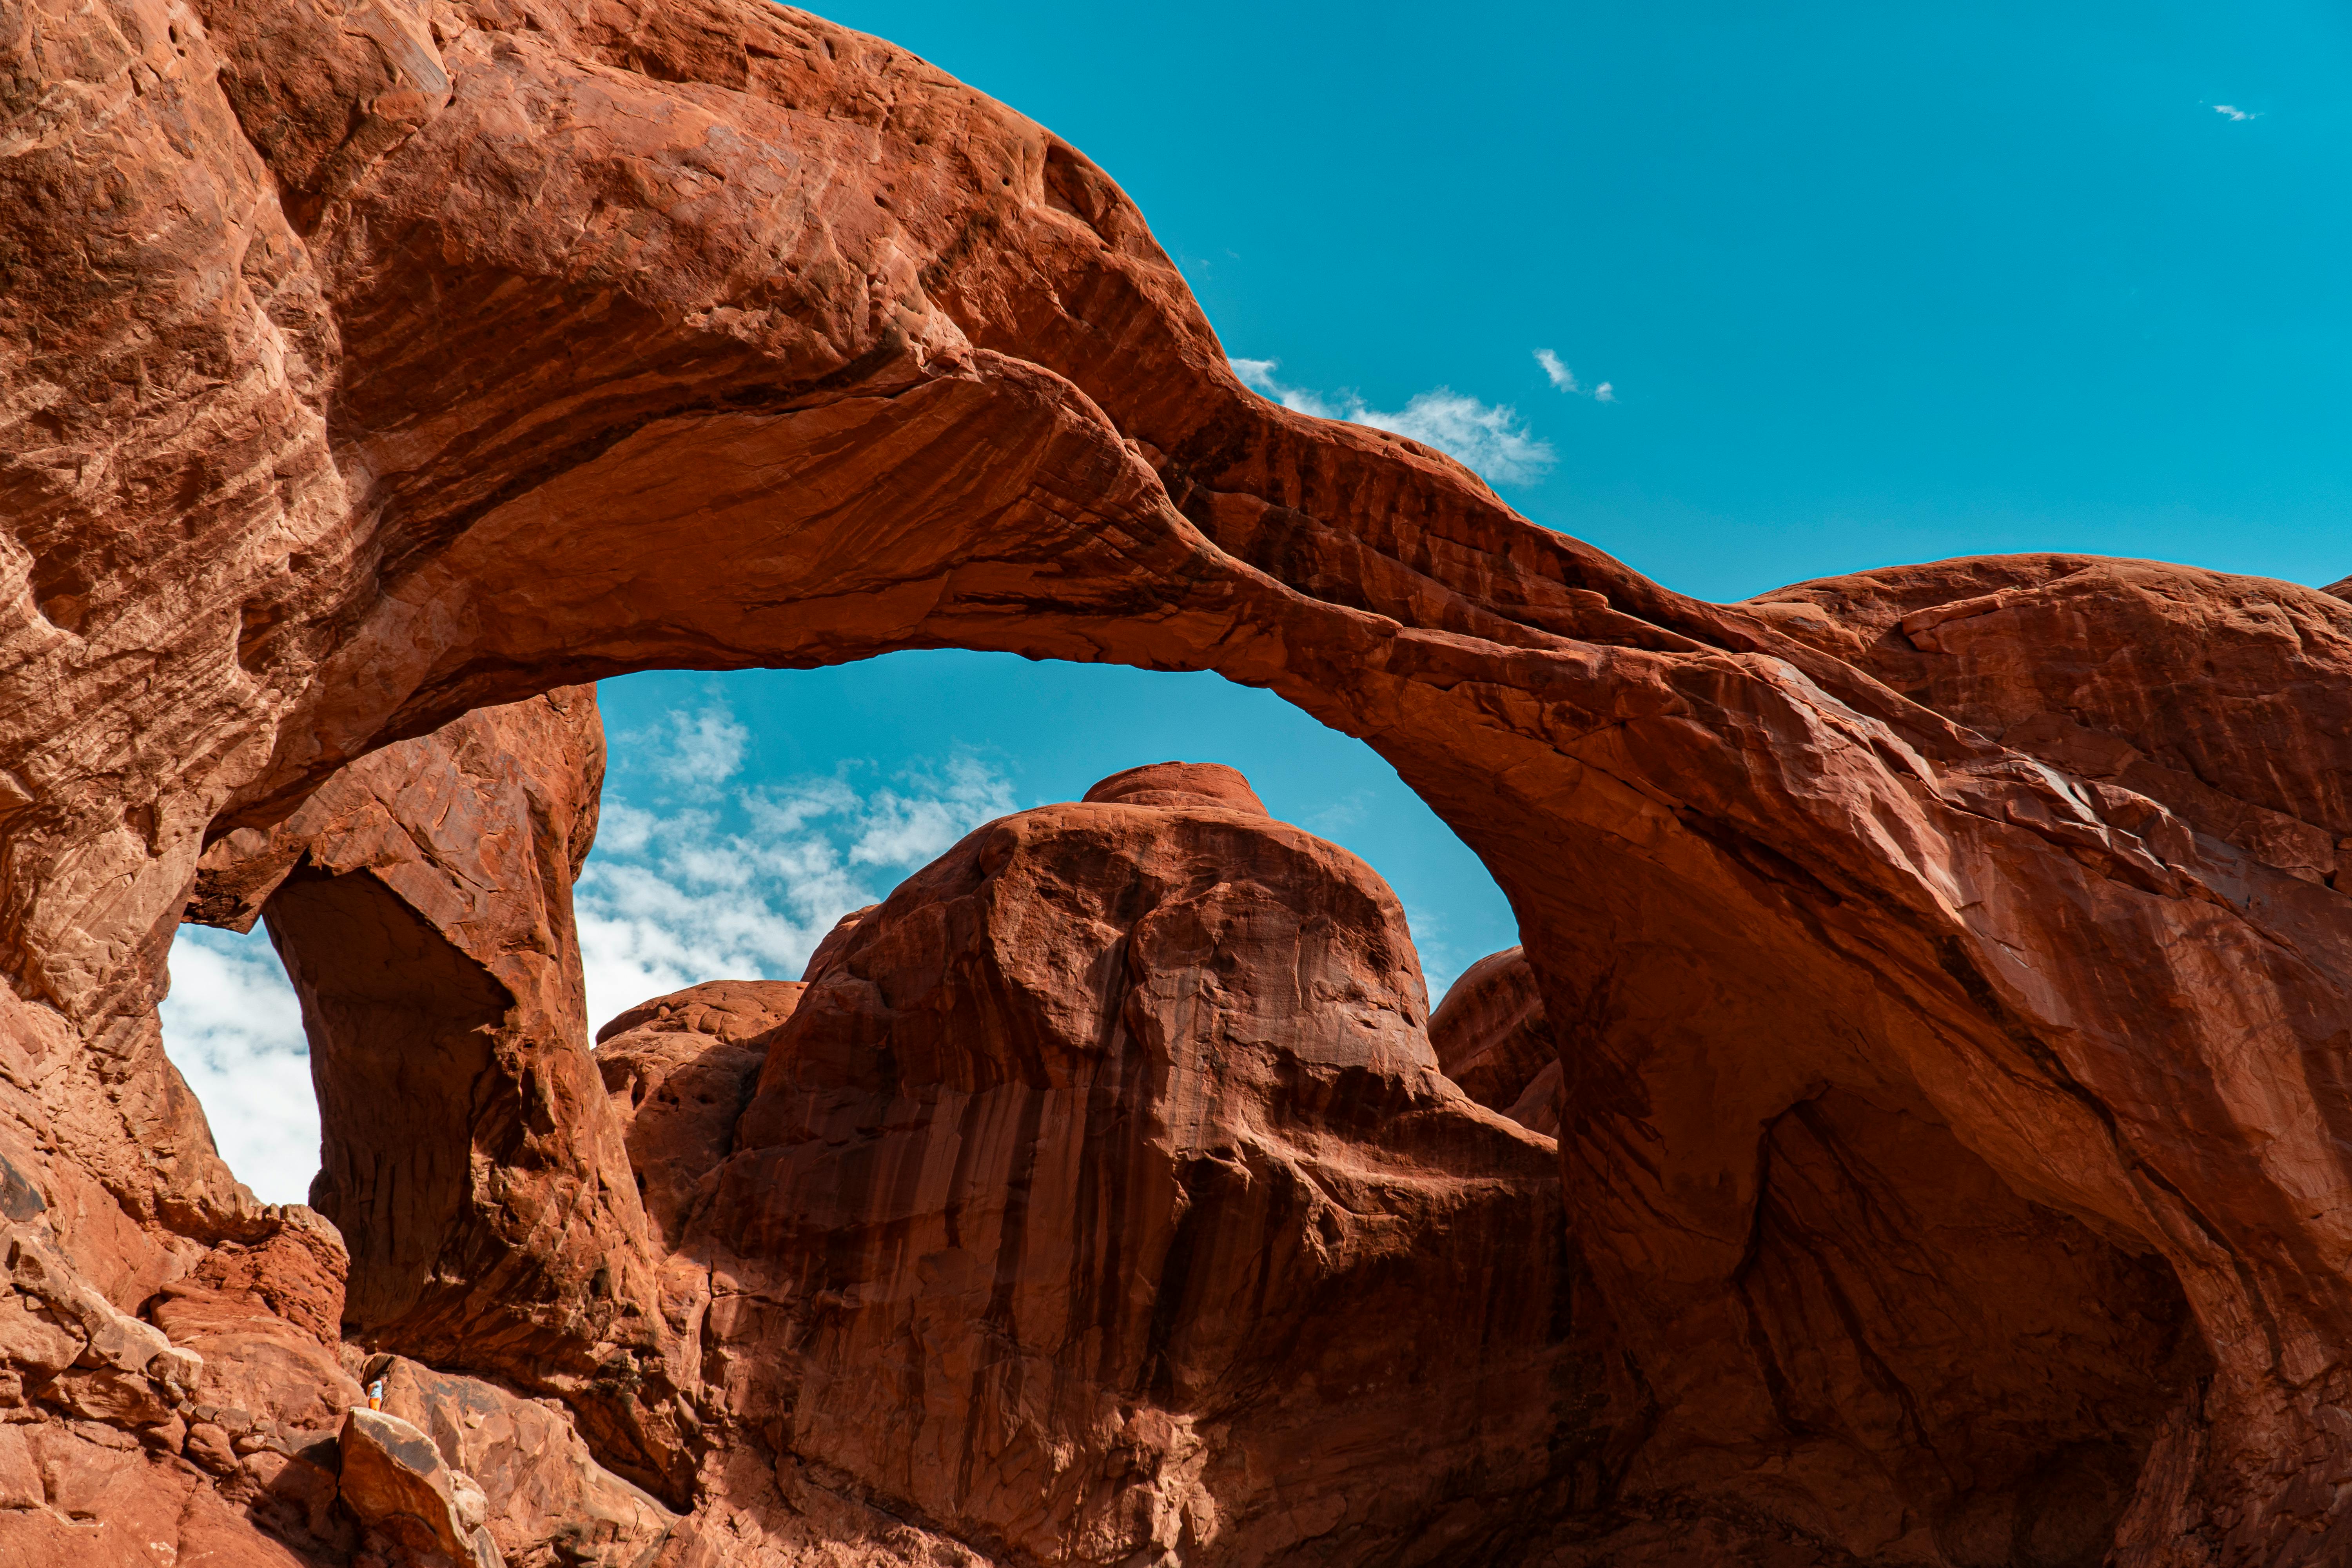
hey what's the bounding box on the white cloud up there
[1533,347,1617,403]
[1230,358,1283,394]
[594,800,658,855]
[1307,787,1374,835]
[646,703,749,793]
[2211,104,2259,122]
[1232,356,1343,420]
[578,705,1024,1032]
[848,756,1019,867]
[1361,390,1558,485]
[159,926,319,1205]
[1229,357,1555,486]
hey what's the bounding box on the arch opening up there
[162,652,1525,1206]
[155,642,2221,1560]
[160,651,1543,1511]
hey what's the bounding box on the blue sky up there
[820,0,2351,599]
[167,1,2352,1200]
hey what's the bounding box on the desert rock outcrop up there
[338,1406,504,1568]
[1747,554,2352,886]
[365,1354,675,1568]
[595,979,802,1249]
[1427,946,1561,1136]
[688,767,1573,1566]
[2,0,2352,1561]
[192,686,696,1502]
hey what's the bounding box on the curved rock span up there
[0,0,2349,1561]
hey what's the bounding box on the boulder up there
[340,1406,504,1568]
[368,1355,675,1568]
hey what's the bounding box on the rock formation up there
[595,979,807,1254]
[1747,555,2352,888]
[337,1406,503,1568]
[363,1355,673,1568]
[192,685,697,1503]
[2,0,2351,1561]
[682,762,1572,1566]
[1427,947,1560,1136]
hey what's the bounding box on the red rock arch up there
[3,0,2349,1560]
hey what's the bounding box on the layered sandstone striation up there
[2,0,2351,1561]
[1428,925,2211,1565]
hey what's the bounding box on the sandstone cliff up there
[2,0,2351,1561]
[682,762,1571,1566]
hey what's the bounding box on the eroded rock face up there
[1428,946,1561,1135]
[689,772,1572,1566]
[594,980,804,1250]
[191,686,695,1502]
[0,1216,356,1560]
[3,0,2352,1561]
[1747,555,2352,886]
[340,1406,503,1568]
[368,1355,676,1568]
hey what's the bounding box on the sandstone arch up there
[4,0,2351,1560]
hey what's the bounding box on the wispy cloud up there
[2210,103,2260,122]
[645,703,750,795]
[846,758,1018,866]
[1399,900,1472,1014]
[1230,358,1556,486]
[1533,347,1615,403]
[159,927,319,1205]
[1306,787,1374,835]
[1229,358,1286,397]
[577,701,1020,1030]
[1367,392,1559,485]
[1533,348,1576,392]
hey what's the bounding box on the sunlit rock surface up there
[191,687,697,1502]
[686,767,1570,1565]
